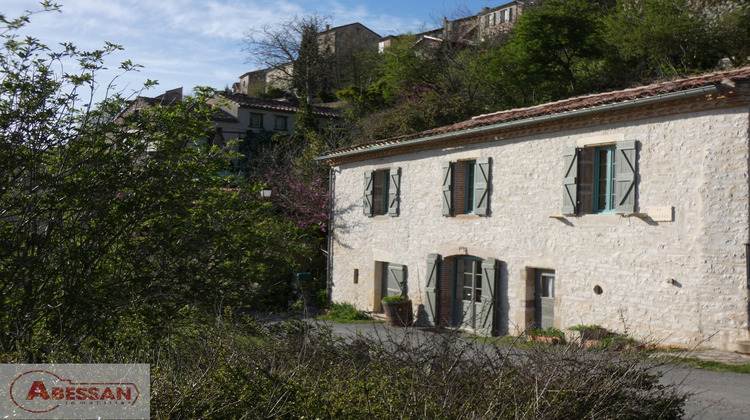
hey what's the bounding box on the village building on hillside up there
[208,92,341,172]
[378,0,531,54]
[318,67,750,353]
[121,88,340,172]
[208,92,341,138]
[234,22,380,97]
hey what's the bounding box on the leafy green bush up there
[381,295,409,303]
[319,302,371,322]
[528,327,565,339]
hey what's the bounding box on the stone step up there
[737,341,750,355]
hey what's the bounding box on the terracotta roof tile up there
[324,66,750,158]
[218,93,341,118]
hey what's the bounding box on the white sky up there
[3,0,501,100]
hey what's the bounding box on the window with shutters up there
[364,168,401,217]
[442,157,490,217]
[561,141,637,216]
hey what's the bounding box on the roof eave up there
[316,84,720,164]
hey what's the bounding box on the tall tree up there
[0,5,311,355]
[244,14,334,102]
[603,0,717,79]
[499,0,607,101]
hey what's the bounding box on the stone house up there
[207,93,341,172]
[390,0,532,51]
[477,1,529,41]
[121,89,340,171]
[318,67,750,352]
[235,22,380,97]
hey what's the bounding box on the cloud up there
[2,0,455,98]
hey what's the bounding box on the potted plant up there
[570,324,609,347]
[381,295,413,327]
[527,327,565,344]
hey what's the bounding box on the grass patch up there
[317,302,372,323]
[677,357,750,374]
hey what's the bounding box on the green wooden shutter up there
[614,140,637,214]
[562,148,578,216]
[442,162,453,216]
[478,258,497,336]
[388,167,400,217]
[425,254,441,326]
[363,171,374,216]
[474,157,491,216]
[388,263,407,297]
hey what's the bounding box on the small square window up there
[274,115,288,131]
[249,113,263,128]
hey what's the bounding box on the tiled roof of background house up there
[322,66,750,158]
[218,93,341,118]
[209,107,239,123]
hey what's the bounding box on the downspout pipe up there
[326,168,334,302]
[316,85,719,162]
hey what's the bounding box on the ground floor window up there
[534,269,555,330]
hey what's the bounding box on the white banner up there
[0,364,149,419]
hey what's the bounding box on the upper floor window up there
[364,168,401,217]
[562,141,637,216]
[594,146,616,213]
[372,169,390,216]
[274,115,288,131]
[442,157,490,217]
[249,113,263,128]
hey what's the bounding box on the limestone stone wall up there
[329,106,750,351]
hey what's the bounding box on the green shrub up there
[381,295,409,303]
[528,327,565,339]
[319,302,371,322]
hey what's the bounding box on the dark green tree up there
[489,0,608,104]
[0,5,310,357]
[603,0,717,79]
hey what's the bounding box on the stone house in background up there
[208,92,340,137]
[121,89,340,171]
[477,1,528,41]
[379,1,532,53]
[234,22,380,97]
[207,93,341,172]
[318,67,750,353]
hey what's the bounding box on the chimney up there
[325,24,330,31]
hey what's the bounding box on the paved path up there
[317,320,750,420]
